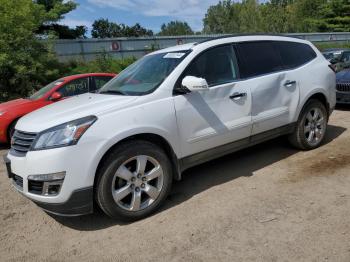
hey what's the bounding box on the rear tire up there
[95,140,173,221]
[288,99,328,150]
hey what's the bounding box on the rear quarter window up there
[273,41,317,69]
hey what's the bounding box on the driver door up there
[173,45,252,161]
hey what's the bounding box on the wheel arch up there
[94,133,182,188]
[297,91,330,121]
[308,93,329,115]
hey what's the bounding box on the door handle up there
[229,92,247,100]
[284,80,296,87]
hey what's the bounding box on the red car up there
[0,73,116,144]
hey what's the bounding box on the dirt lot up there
[1,108,350,262]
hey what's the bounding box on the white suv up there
[4,35,336,220]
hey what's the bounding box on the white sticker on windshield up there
[163,52,186,59]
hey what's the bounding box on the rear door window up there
[57,77,89,97]
[184,45,239,86]
[237,41,284,78]
[273,41,317,69]
[92,76,114,92]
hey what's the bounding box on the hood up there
[17,93,138,132]
[336,69,350,83]
[0,98,33,112]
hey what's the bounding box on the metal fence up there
[53,32,350,62]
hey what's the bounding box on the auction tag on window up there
[163,53,186,59]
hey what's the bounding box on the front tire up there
[288,99,328,150]
[95,140,173,221]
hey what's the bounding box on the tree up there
[204,0,263,34]
[39,24,87,39]
[92,19,153,38]
[0,0,63,101]
[35,0,87,39]
[260,0,295,33]
[291,0,327,32]
[158,21,194,36]
[238,0,262,33]
[127,23,154,37]
[318,0,350,32]
[203,0,350,34]
[92,19,118,38]
[35,0,76,22]
[203,1,241,34]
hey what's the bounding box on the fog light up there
[28,172,65,196]
[28,172,65,182]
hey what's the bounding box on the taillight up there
[329,64,336,73]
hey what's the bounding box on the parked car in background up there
[329,50,350,72]
[322,48,348,61]
[336,69,350,104]
[4,35,335,220]
[0,73,115,144]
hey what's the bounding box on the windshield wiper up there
[99,90,127,96]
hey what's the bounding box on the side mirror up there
[181,76,209,92]
[49,92,62,101]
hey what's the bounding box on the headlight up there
[32,116,97,150]
[0,111,5,116]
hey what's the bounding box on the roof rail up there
[197,33,301,44]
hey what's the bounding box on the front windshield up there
[30,79,64,100]
[99,51,189,96]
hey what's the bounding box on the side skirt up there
[179,123,296,173]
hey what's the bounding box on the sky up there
[61,0,222,34]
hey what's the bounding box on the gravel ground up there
[1,108,350,262]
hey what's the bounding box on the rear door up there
[236,41,300,135]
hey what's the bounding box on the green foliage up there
[65,53,136,75]
[315,41,350,51]
[318,0,350,32]
[204,0,263,34]
[0,0,136,102]
[35,0,87,39]
[91,19,153,38]
[203,0,350,34]
[35,0,77,22]
[0,0,63,101]
[158,21,194,36]
[40,24,87,39]
[203,1,240,34]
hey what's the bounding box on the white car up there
[4,35,336,220]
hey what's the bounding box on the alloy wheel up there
[111,155,164,212]
[303,107,326,146]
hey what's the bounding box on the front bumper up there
[3,142,101,216]
[33,187,93,216]
[336,91,350,104]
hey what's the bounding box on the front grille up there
[13,175,23,189]
[10,130,37,157]
[336,83,350,92]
